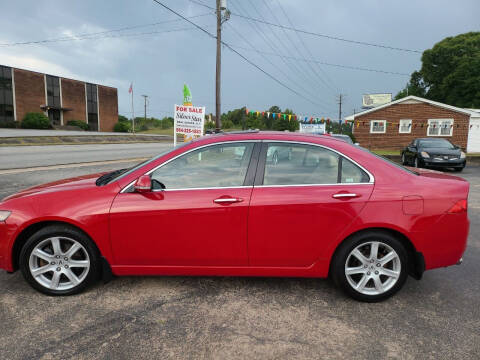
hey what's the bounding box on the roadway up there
[0,143,172,169]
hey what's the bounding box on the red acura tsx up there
[0,131,469,301]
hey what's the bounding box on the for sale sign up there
[174,104,205,145]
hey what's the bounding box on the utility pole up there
[337,94,345,133]
[141,95,148,123]
[215,0,229,133]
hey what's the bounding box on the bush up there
[66,120,89,130]
[0,120,19,128]
[114,121,131,132]
[21,112,51,129]
[222,119,234,129]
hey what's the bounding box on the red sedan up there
[0,131,469,301]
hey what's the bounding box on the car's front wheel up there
[414,157,420,168]
[330,231,408,302]
[19,225,99,296]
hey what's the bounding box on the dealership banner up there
[362,93,392,108]
[299,123,326,134]
[174,104,205,146]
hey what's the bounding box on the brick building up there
[346,96,477,151]
[0,64,118,131]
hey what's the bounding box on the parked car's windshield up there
[331,134,353,144]
[418,139,454,149]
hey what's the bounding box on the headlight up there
[420,151,430,158]
[460,151,466,159]
[0,210,11,222]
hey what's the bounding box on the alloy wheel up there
[344,241,401,296]
[28,236,90,291]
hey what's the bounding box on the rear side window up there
[262,143,370,185]
[341,158,370,183]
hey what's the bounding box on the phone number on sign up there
[176,127,202,134]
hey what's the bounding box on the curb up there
[0,135,173,146]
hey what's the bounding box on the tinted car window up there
[151,142,254,189]
[263,143,339,185]
[341,158,369,183]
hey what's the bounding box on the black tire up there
[19,224,100,296]
[330,230,409,302]
[414,156,421,168]
[454,167,464,172]
[401,153,407,165]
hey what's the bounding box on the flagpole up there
[131,84,135,134]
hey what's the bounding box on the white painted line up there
[0,158,148,175]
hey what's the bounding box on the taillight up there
[448,199,468,213]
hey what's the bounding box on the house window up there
[46,75,60,107]
[428,119,453,136]
[86,83,98,131]
[399,119,412,134]
[0,65,14,125]
[370,120,386,134]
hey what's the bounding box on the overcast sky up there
[0,0,478,120]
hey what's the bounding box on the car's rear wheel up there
[330,231,408,302]
[19,225,99,296]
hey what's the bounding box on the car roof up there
[200,130,346,143]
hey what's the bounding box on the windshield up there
[331,134,353,144]
[418,139,454,149]
[97,143,188,186]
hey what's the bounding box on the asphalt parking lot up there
[0,162,479,359]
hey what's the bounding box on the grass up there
[372,149,401,156]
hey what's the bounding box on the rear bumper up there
[414,213,469,270]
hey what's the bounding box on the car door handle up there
[214,197,244,204]
[332,193,358,199]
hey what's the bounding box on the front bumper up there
[422,157,466,168]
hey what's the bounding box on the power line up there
[0,13,213,47]
[233,15,421,54]
[230,0,336,111]
[151,0,327,109]
[273,0,339,92]
[260,0,337,94]
[226,22,325,109]
[226,44,410,76]
[186,0,422,53]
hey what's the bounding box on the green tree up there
[395,32,480,107]
[118,115,129,123]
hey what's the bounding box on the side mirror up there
[134,175,152,193]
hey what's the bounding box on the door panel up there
[110,188,252,266]
[248,185,373,267]
[109,141,258,266]
[248,142,374,267]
